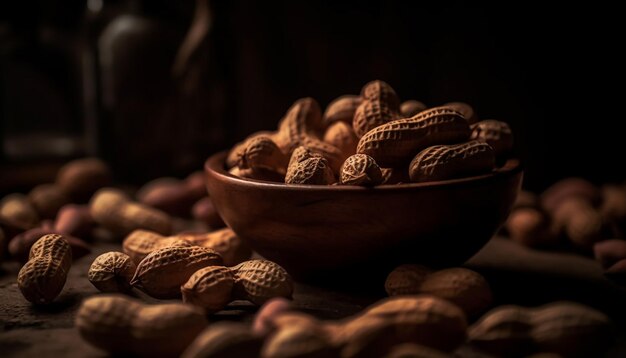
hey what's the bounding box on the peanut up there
[192,197,226,229]
[604,259,626,283]
[444,102,478,124]
[408,141,495,183]
[76,294,207,357]
[385,266,492,318]
[324,95,362,125]
[469,302,613,357]
[88,251,137,293]
[257,295,467,356]
[122,229,190,264]
[470,120,513,162]
[505,207,557,248]
[400,100,427,117]
[131,245,223,298]
[181,259,293,312]
[541,178,600,214]
[301,136,348,174]
[230,166,286,182]
[9,227,91,263]
[137,172,207,217]
[90,188,172,236]
[552,197,604,250]
[182,322,263,358]
[56,157,111,202]
[237,135,289,175]
[17,234,72,304]
[252,297,293,337]
[285,152,335,185]
[179,228,252,266]
[356,106,471,167]
[262,325,338,358]
[340,154,383,186]
[54,204,94,238]
[226,131,277,169]
[27,184,70,219]
[0,193,39,230]
[600,185,626,237]
[323,121,359,157]
[353,98,401,138]
[274,97,324,155]
[360,80,400,108]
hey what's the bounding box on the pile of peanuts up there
[226,80,514,186]
[504,178,626,280]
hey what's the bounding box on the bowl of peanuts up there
[205,81,523,281]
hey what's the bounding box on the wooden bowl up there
[205,152,523,283]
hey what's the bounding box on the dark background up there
[1,0,624,192]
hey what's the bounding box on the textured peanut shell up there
[323,95,362,125]
[275,97,323,154]
[131,246,223,298]
[123,229,191,265]
[469,302,612,356]
[226,131,276,169]
[180,228,251,266]
[323,121,358,157]
[231,259,293,305]
[88,251,137,293]
[17,234,72,304]
[408,141,495,183]
[360,80,400,108]
[76,294,207,357]
[470,120,513,161]
[182,322,262,358]
[90,188,172,236]
[340,154,384,186]
[181,266,235,313]
[380,167,410,185]
[301,137,347,174]
[285,156,335,185]
[238,136,288,174]
[353,98,401,138]
[357,107,471,167]
[400,100,428,117]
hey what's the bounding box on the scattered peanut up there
[0,194,39,230]
[256,295,467,356]
[54,204,94,238]
[552,197,604,250]
[136,172,207,217]
[356,106,471,168]
[90,188,172,236]
[469,302,613,357]
[88,251,137,293]
[541,178,600,214]
[182,259,293,312]
[400,100,427,117]
[385,265,492,317]
[182,322,263,358]
[131,245,223,298]
[593,239,626,269]
[252,297,293,337]
[27,184,70,219]
[505,207,556,248]
[56,157,111,202]
[17,234,72,304]
[324,95,362,125]
[408,141,495,183]
[76,294,207,357]
[9,227,91,263]
[340,154,383,186]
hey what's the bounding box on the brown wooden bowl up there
[205,152,523,284]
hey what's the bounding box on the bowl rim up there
[205,151,523,192]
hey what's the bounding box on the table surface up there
[1,237,626,357]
